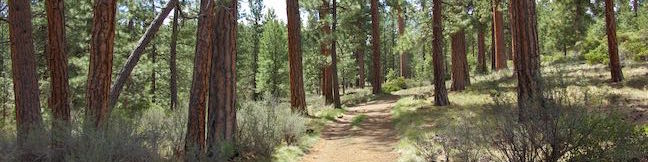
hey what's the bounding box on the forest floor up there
[301,95,401,162]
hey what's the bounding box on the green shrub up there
[584,44,609,64]
[350,115,368,127]
[382,77,407,93]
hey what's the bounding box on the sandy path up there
[301,95,400,162]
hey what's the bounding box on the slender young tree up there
[46,0,70,160]
[397,0,409,78]
[450,30,469,91]
[185,0,214,160]
[605,0,624,82]
[432,0,449,106]
[493,0,507,70]
[169,1,180,110]
[150,0,158,103]
[287,0,308,112]
[108,0,178,108]
[208,0,238,158]
[8,1,46,160]
[248,0,264,100]
[86,0,117,128]
[331,0,341,108]
[370,0,382,94]
[510,0,543,121]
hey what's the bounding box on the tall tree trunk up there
[493,0,507,70]
[491,13,496,71]
[319,0,334,103]
[150,0,157,104]
[605,0,624,82]
[397,3,409,78]
[208,0,237,158]
[510,0,543,121]
[331,0,342,108]
[108,0,177,108]
[185,0,214,160]
[169,3,179,110]
[355,47,366,88]
[287,0,307,113]
[8,1,46,160]
[46,0,70,160]
[87,0,117,129]
[477,27,487,73]
[451,30,469,91]
[432,0,449,106]
[370,0,382,94]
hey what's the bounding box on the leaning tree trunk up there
[432,0,450,106]
[108,0,177,109]
[8,1,46,160]
[370,0,382,94]
[605,0,624,82]
[45,0,70,160]
[86,0,117,129]
[319,0,334,103]
[169,3,179,110]
[451,30,469,91]
[208,0,237,159]
[331,0,341,108]
[287,0,307,113]
[397,3,409,78]
[477,27,487,73]
[185,0,214,160]
[493,0,507,70]
[510,0,544,121]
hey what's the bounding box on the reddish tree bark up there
[432,0,450,106]
[355,46,366,88]
[46,0,70,160]
[397,3,409,78]
[8,1,46,160]
[510,0,543,121]
[287,0,307,113]
[331,0,341,108]
[477,27,487,73]
[185,0,214,160]
[169,3,179,110]
[319,0,334,103]
[605,0,624,82]
[86,0,117,129]
[451,30,470,91]
[207,0,237,158]
[493,0,507,70]
[108,0,177,108]
[370,0,382,94]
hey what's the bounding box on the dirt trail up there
[302,95,400,162]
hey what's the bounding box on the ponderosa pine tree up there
[450,30,469,91]
[86,0,117,128]
[258,11,289,97]
[510,0,543,121]
[248,0,264,100]
[45,0,70,160]
[185,0,214,160]
[605,0,624,82]
[396,0,409,78]
[319,0,334,103]
[493,0,507,70]
[8,1,46,160]
[477,26,487,73]
[432,0,449,106]
[370,0,382,94]
[208,0,238,158]
[287,0,308,113]
[331,0,342,108]
[169,1,180,110]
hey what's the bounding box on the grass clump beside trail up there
[350,114,368,127]
[391,62,648,162]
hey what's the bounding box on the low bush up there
[382,77,407,93]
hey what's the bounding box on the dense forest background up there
[0,0,647,161]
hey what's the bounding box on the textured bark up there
[8,1,46,160]
[355,46,366,88]
[287,0,307,113]
[208,0,237,158]
[510,0,543,121]
[451,30,470,91]
[477,28,487,73]
[331,0,341,108]
[605,0,624,82]
[108,0,177,108]
[370,0,382,94]
[319,1,334,103]
[185,0,214,160]
[86,0,117,128]
[432,0,449,106]
[169,3,179,110]
[493,0,507,70]
[397,3,409,78]
[46,0,70,160]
